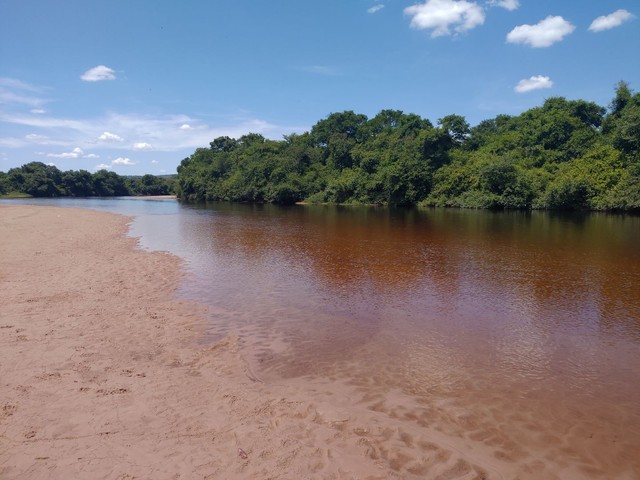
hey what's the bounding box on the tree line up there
[0,163,175,197]
[176,82,640,211]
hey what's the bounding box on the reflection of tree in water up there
[184,203,640,344]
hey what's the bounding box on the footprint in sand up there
[1,404,17,420]
[96,388,130,396]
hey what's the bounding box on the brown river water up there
[6,198,640,478]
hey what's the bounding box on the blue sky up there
[1,0,638,175]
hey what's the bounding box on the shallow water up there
[4,197,640,477]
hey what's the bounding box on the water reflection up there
[178,204,640,338]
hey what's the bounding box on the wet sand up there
[0,205,637,479]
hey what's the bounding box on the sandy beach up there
[1,204,636,480]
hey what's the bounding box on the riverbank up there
[2,205,636,479]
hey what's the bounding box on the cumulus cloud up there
[514,75,553,93]
[47,147,85,158]
[94,163,111,170]
[80,65,116,82]
[368,5,385,14]
[45,147,100,159]
[507,16,575,47]
[488,0,518,10]
[179,123,193,130]
[404,0,485,37]
[132,142,153,151]
[98,131,124,142]
[589,9,634,32]
[30,108,46,114]
[112,157,136,166]
[151,160,159,164]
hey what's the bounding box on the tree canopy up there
[175,83,640,212]
[0,163,174,198]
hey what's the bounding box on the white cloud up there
[0,137,27,148]
[25,133,48,142]
[507,16,575,47]
[112,157,136,166]
[132,142,153,151]
[23,134,71,147]
[405,0,485,37]
[80,65,116,82]
[30,108,46,114]
[514,75,553,93]
[0,90,47,108]
[0,77,47,107]
[589,9,634,33]
[0,78,49,109]
[94,163,111,170]
[0,111,306,152]
[98,131,124,142]
[0,113,86,131]
[488,0,518,10]
[0,78,46,93]
[368,5,385,14]
[151,160,159,164]
[46,162,56,167]
[45,147,100,159]
[47,147,85,158]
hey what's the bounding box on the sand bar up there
[2,205,633,479]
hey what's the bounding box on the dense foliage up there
[177,82,640,211]
[0,163,174,197]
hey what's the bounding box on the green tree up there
[92,170,130,196]
[210,136,238,152]
[438,114,470,144]
[611,96,640,157]
[6,162,64,197]
[63,170,95,196]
